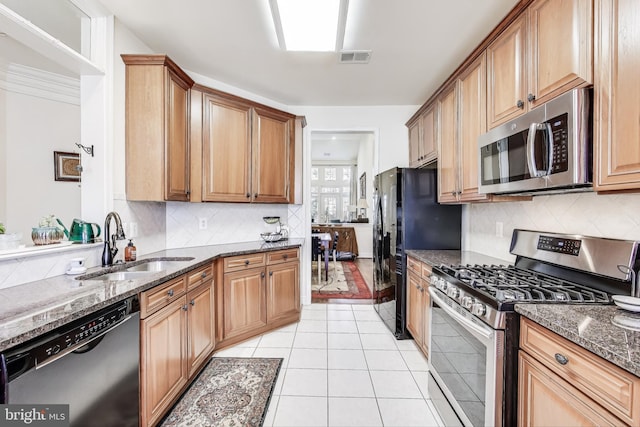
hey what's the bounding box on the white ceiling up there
[311,131,371,162]
[96,0,520,106]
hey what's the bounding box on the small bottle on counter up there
[124,239,137,262]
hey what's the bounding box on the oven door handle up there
[429,288,494,341]
[526,122,554,178]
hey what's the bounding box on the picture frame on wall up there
[54,151,80,182]
[359,172,366,199]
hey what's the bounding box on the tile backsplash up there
[467,191,640,261]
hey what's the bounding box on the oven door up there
[428,288,504,427]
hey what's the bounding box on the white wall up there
[465,192,640,261]
[356,133,375,218]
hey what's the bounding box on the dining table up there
[311,232,332,281]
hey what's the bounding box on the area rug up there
[160,357,282,427]
[312,261,373,299]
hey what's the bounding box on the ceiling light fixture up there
[269,0,349,52]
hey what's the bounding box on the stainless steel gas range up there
[427,229,639,427]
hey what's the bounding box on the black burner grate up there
[439,264,611,304]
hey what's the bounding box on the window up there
[310,165,357,222]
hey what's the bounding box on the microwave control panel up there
[549,113,569,174]
[537,235,581,256]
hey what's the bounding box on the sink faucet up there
[101,211,126,267]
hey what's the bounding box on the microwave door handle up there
[526,123,542,178]
[543,123,554,176]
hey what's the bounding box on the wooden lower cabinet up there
[223,268,267,340]
[518,317,640,426]
[140,268,215,427]
[518,352,623,427]
[217,249,301,348]
[406,257,432,358]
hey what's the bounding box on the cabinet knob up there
[554,353,569,365]
[283,254,288,260]
[269,271,273,277]
[244,260,250,265]
[451,191,456,196]
[261,272,265,279]
[182,304,188,311]
[190,299,195,306]
[167,289,174,297]
[201,272,207,278]
[527,93,536,102]
[246,193,250,198]
[254,193,258,198]
[516,100,524,109]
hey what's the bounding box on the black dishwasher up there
[1,296,140,427]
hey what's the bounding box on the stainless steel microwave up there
[478,88,592,195]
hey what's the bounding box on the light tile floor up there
[213,303,445,427]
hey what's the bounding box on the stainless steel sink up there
[125,258,194,272]
[86,271,154,281]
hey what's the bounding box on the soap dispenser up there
[124,239,137,262]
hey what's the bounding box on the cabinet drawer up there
[186,263,213,291]
[407,257,422,276]
[266,249,299,265]
[140,276,186,318]
[224,253,266,272]
[421,263,432,280]
[520,318,640,425]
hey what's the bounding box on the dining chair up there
[320,232,339,280]
[311,235,322,282]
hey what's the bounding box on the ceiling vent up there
[339,50,372,64]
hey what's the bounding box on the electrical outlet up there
[496,221,504,238]
[130,222,138,238]
[198,218,207,230]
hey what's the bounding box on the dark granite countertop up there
[516,304,640,377]
[0,239,303,352]
[405,249,512,268]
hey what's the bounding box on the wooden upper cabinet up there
[202,92,252,202]
[252,107,293,203]
[458,53,489,202]
[437,84,459,203]
[487,0,593,129]
[196,86,296,204]
[407,104,438,168]
[487,13,528,128]
[594,0,640,191]
[122,54,194,202]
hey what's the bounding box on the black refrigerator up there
[373,167,461,338]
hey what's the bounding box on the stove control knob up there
[447,286,460,299]
[462,296,475,310]
[471,302,487,317]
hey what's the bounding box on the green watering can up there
[57,218,101,243]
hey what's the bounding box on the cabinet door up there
[421,104,438,164]
[406,272,424,347]
[165,68,191,201]
[202,94,252,202]
[595,0,640,191]
[223,268,267,339]
[408,119,422,167]
[528,0,592,107]
[487,14,527,128]
[420,277,431,357]
[266,261,300,324]
[518,352,623,427]
[458,53,489,202]
[252,107,292,203]
[437,84,459,203]
[187,281,215,378]
[141,297,188,427]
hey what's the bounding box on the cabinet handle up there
[283,254,288,260]
[182,304,188,311]
[527,93,536,102]
[167,289,174,297]
[190,299,195,306]
[186,190,190,196]
[269,271,273,277]
[244,260,250,266]
[554,353,569,365]
[254,193,258,198]
[451,191,456,196]
[201,272,207,278]
[246,193,250,198]
[261,272,265,279]
[516,99,524,109]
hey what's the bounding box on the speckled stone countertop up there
[516,304,640,377]
[405,249,512,268]
[0,239,303,352]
